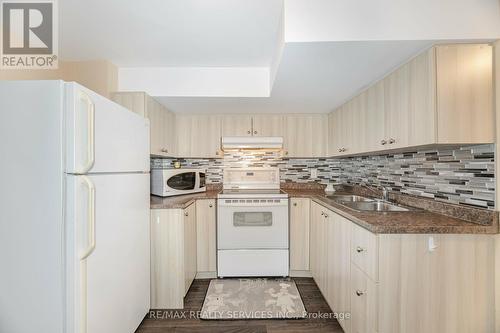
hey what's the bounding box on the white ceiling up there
[156,41,433,114]
[59,0,497,114]
[60,0,283,67]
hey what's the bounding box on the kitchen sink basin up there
[345,201,410,212]
[327,195,374,203]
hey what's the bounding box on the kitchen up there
[1,1,500,333]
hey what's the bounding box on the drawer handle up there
[356,290,364,296]
[247,130,251,134]
[356,246,364,253]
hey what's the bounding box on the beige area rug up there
[200,278,307,320]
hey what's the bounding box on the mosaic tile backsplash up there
[151,144,496,209]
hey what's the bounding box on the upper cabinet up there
[112,92,176,157]
[221,114,285,137]
[436,44,494,144]
[284,114,328,157]
[176,114,222,158]
[329,43,494,157]
[252,115,285,137]
[221,115,253,136]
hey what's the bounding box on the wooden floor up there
[136,277,344,333]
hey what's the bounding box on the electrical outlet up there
[310,168,318,179]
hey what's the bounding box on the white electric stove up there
[217,168,289,277]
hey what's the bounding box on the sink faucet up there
[382,187,389,201]
[359,183,390,201]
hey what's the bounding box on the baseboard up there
[195,271,217,279]
[290,270,312,277]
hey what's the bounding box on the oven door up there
[217,198,288,249]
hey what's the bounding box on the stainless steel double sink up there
[326,194,412,212]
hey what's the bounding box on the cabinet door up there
[111,92,146,117]
[163,110,177,156]
[384,63,410,149]
[176,115,222,158]
[351,264,378,333]
[183,204,197,295]
[436,44,494,144]
[365,81,385,152]
[195,199,216,273]
[150,209,185,309]
[327,213,352,332]
[222,115,252,136]
[309,202,322,284]
[408,48,436,146]
[284,115,328,157]
[290,198,310,271]
[337,103,354,156]
[351,92,367,154]
[146,99,164,156]
[252,115,284,136]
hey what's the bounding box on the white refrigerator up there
[0,81,151,333]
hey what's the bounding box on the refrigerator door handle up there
[76,91,95,174]
[80,175,96,260]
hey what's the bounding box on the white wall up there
[284,0,500,42]
[119,67,270,97]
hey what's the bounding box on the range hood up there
[221,136,283,150]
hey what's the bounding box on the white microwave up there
[151,168,206,197]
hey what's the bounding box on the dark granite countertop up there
[150,190,220,209]
[283,188,499,234]
[150,186,498,234]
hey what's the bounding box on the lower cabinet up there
[150,203,197,309]
[290,198,311,272]
[310,199,495,333]
[195,199,217,277]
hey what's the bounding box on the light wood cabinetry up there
[183,204,197,295]
[377,233,495,333]
[252,114,285,136]
[350,264,378,333]
[436,44,494,144]
[195,199,217,276]
[176,114,222,158]
[150,204,197,309]
[309,200,495,333]
[326,213,352,333]
[290,198,310,272]
[310,201,328,293]
[329,43,494,157]
[112,91,176,157]
[221,115,253,136]
[284,114,328,157]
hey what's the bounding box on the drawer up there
[351,264,378,333]
[351,223,378,281]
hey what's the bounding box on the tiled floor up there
[136,277,344,333]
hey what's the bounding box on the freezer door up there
[66,173,150,333]
[65,82,149,174]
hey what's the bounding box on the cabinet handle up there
[356,290,364,296]
[389,138,396,144]
[209,204,213,208]
[380,139,387,145]
[254,131,257,134]
[321,212,325,216]
[356,246,364,253]
[161,148,168,153]
[338,148,342,152]
[324,213,329,218]
[293,202,297,207]
[185,212,189,217]
[247,130,251,134]
[285,151,289,155]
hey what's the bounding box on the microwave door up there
[167,172,196,190]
